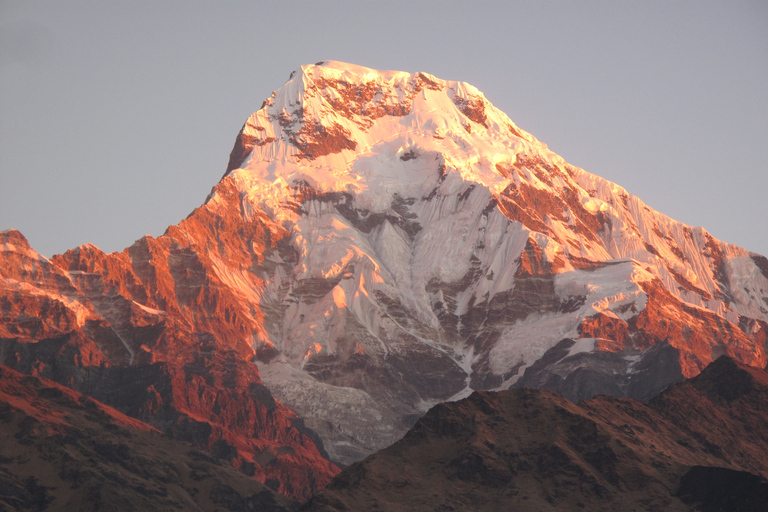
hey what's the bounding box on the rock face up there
[206,61,768,463]
[302,356,768,511]
[0,365,296,512]
[2,61,768,468]
[0,229,338,501]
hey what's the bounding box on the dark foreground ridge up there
[302,356,768,511]
[3,352,768,511]
[0,365,297,512]
[2,62,768,507]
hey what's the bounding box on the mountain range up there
[2,61,767,509]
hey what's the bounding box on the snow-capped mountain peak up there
[197,62,768,463]
[4,62,767,467]
[221,61,543,220]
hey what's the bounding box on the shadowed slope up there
[303,357,768,511]
[0,365,296,512]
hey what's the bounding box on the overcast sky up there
[1,1,766,258]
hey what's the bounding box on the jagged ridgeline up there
[2,61,767,479]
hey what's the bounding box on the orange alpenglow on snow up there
[1,61,767,471]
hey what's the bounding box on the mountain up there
[2,60,767,474]
[0,228,338,501]
[302,356,768,512]
[0,364,296,511]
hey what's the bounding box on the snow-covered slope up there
[3,62,767,467]
[215,61,768,463]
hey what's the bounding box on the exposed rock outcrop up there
[0,227,338,501]
[2,61,768,470]
[0,365,297,512]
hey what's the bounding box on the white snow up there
[567,337,597,357]
[6,61,768,465]
[132,301,165,316]
[166,61,768,461]
[208,61,768,381]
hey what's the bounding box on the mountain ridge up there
[302,356,768,511]
[211,61,768,462]
[0,364,299,511]
[2,60,767,474]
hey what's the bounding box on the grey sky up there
[1,1,766,258]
